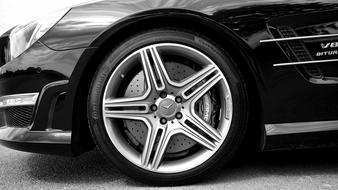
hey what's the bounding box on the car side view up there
[2,0,338,185]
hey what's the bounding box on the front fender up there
[39,0,280,50]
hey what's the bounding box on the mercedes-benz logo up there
[161,101,174,109]
[158,99,177,117]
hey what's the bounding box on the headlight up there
[9,8,70,60]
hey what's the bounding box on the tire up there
[87,28,248,185]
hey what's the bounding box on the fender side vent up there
[278,26,323,78]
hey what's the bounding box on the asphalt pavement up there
[1,146,338,189]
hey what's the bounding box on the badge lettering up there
[321,43,330,49]
[321,42,338,49]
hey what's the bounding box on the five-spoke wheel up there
[88,29,248,185]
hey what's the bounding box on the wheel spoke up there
[152,128,171,169]
[141,126,159,167]
[178,118,217,151]
[140,46,171,92]
[184,113,222,143]
[103,97,152,120]
[179,65,221,101]
[141,126,171,169]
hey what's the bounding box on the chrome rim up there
[102,43,233,173]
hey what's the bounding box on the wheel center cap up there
[158,99,177,117]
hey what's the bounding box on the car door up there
[261,8,338,127]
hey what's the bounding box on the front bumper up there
[0,81,72,155]
[0,127,71,144]
[0,39,86,155]
[0,87,72,155]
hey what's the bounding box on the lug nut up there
[175,112,183,119]
[175,96,182,103]
[160,92,167,98]
[160,118,167,124]
[150,104,157,111]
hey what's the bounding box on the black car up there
[1,0,338,185]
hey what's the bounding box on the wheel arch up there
[70,9,265,155]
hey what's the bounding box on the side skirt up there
[263,121,338,151]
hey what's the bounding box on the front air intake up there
[0,93,39,128]
[0,106,34,128]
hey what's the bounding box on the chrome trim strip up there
[273,59,338,67]
[309,76,338,84]
[0,93,39,108]
[260,33,338,43]
[265,120,338,136]
[0,127,71,144]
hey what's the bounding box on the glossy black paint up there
[264,131,338,151]
[2,0,338,155]
[43,0,338,125]
[0,40,86,155]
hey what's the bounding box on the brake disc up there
[123,62,214,153]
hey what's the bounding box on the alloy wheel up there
[102,43,233,173]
